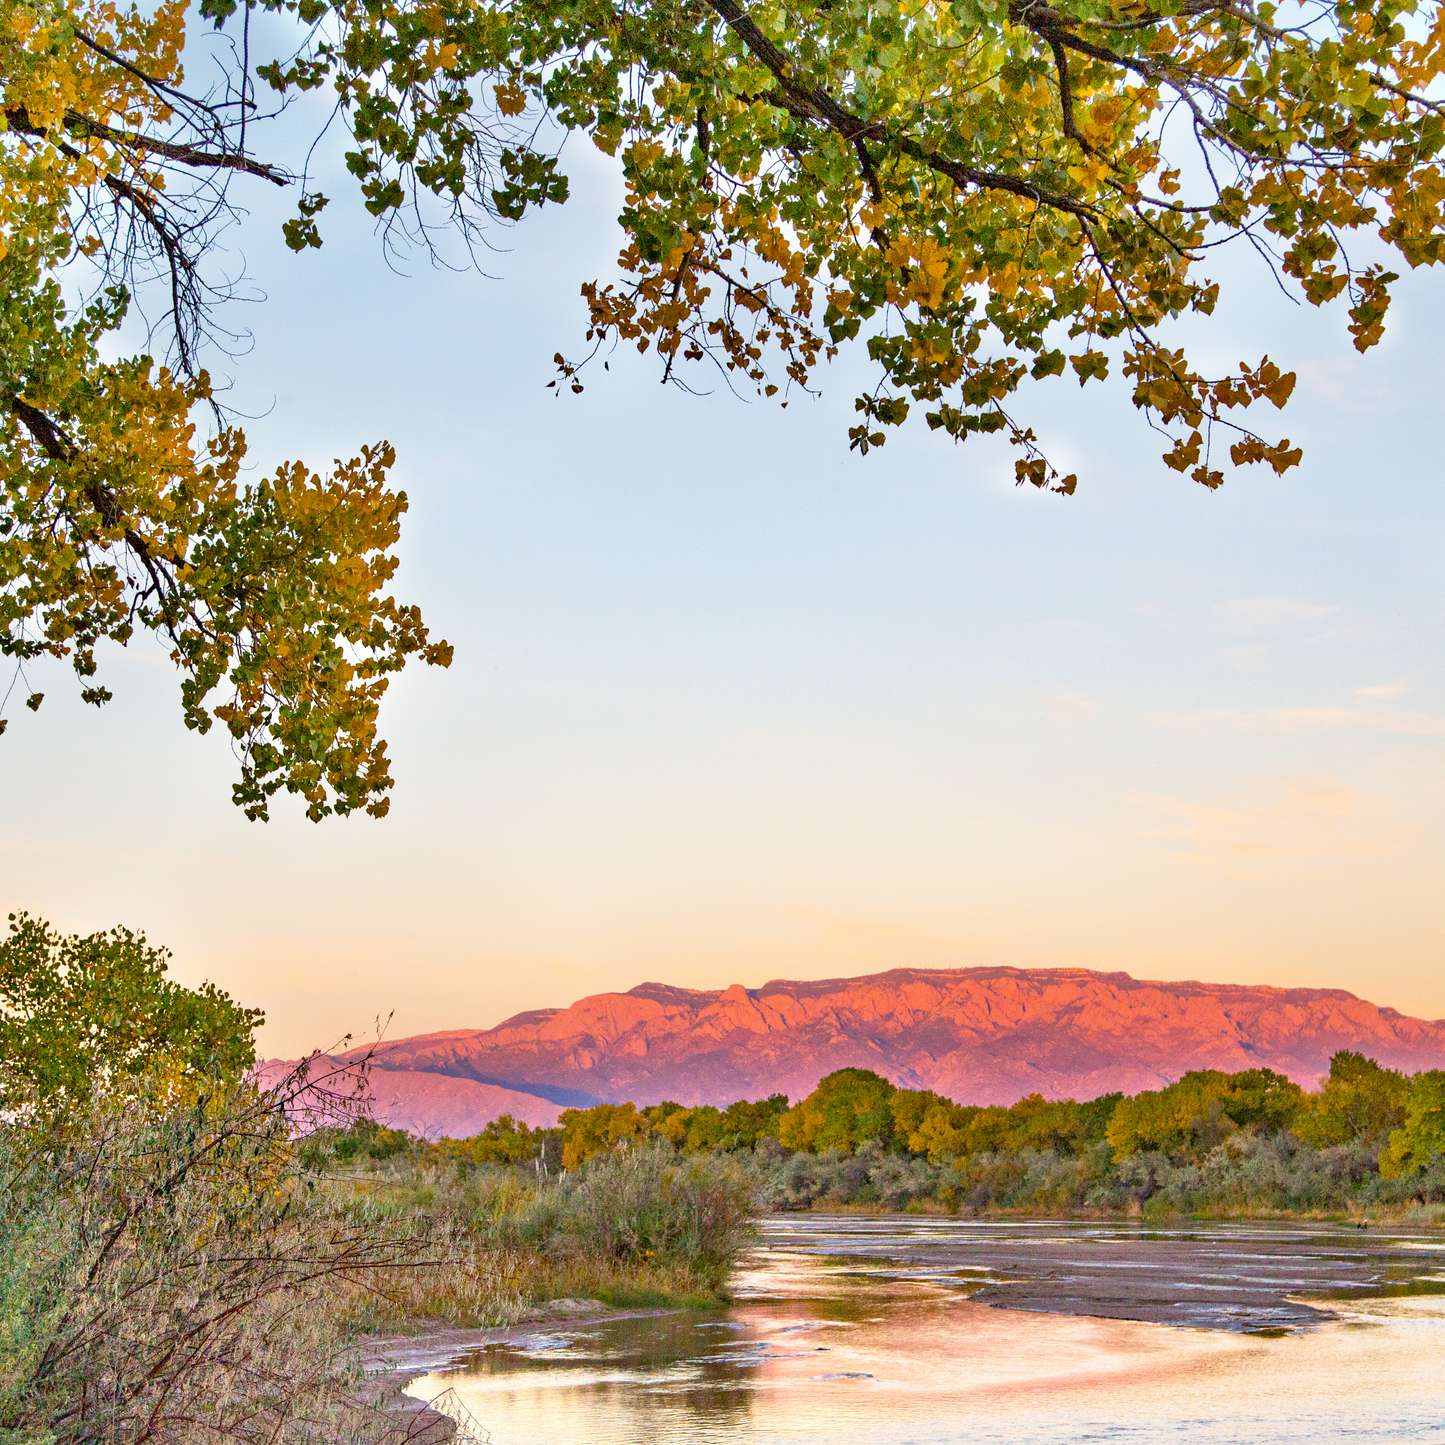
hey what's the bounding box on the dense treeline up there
[393,1055,1445,1219]
[326,1094,795,1173]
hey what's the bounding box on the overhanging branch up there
[3,105,290,185]
[709,0,1100,224]
[8,394,184,634]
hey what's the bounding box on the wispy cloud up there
[1039,692,1099,721]
[1142,774,1416,869]
[1357,682,1406,699]
[1218,597,1340,632]
[1151,705,1445,737]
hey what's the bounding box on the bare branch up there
[2,105,291,184]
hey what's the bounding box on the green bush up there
[1381,1071,1445,1180]
[0,1075,424,1445]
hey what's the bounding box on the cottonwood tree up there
[4,0,1443,809]
[1,0,453,819]
[241,0,1444,490]
[0,911,263,1117]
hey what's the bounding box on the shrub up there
[0,1072,425,1445]
[551,1142,756,1278]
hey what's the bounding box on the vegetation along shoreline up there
[2,914,1441,1445]
[323,1048,1445,1242]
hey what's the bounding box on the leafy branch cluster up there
[1,0,453,818]
[506,0,1443,487]
[3,0,1443,811]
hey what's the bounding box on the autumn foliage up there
[5,0,1445,808]
[538,1054,1445,1200]
[1,0,450,817]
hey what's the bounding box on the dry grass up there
[0,1076,437,1445]
[312,1140,759,1334]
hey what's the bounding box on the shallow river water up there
[407,1218,1445,1444]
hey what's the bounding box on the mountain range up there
[262,966,1445,1139]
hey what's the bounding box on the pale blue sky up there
[4,104,1443,1055]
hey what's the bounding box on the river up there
[405,1216,1445,1443]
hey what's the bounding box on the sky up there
[3,77,1444,1057]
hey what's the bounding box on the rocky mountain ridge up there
[270,966,1445,1135]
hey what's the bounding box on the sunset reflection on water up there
[407,1230,1445,1444]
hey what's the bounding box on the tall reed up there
[318,1139,760,1329]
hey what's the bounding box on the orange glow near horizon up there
[3,145,1442,1057]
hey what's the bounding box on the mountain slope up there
[253,1056,563,1137]
[354,967,1445,1115]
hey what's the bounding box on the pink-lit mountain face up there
[349,967,1445,1125]
[252,1055,564,1136]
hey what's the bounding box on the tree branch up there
[3,105,290,185]
[8,394,183,633]
[712,0,1099,223]
[53,137,205,376]
[72,27,202,111]
[9,396,78,464]
[1047,37,1095,154]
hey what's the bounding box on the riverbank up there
[312,1136,757,1334]
[778,1197,1445,1226]
[399,1222,1445,1445]
[312,1133,1445,1344]
[756,1131,1445,1218]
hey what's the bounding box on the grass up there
[312,1138,759,1334]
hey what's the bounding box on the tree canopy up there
[245,0,1445,488]
[776,1066,896,1150]
[1,0,451,819]
[1105,1066,1304,1157]
[330,1052,1444,1200]
[1295,1049,1410,1147]
[773,1068,1125,1157]
[0,911,263,1117]
[4,0,1444,809]
[1379,1069,1445,1177]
